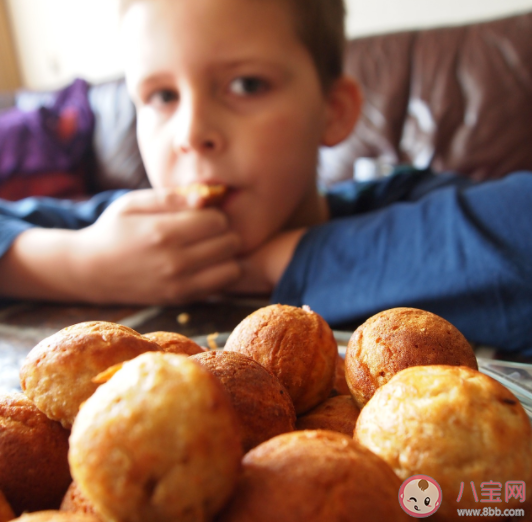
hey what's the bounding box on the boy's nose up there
[172,99,225,155]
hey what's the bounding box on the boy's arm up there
[326,167,475,217]
[0,190,126,301]
[0,190,241,304]
[0,226,90,301]
[270,172,532,354]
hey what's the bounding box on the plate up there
[476,359,532,420]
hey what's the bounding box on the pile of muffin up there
[0,305,531,522]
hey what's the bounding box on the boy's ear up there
[321,76,362,147]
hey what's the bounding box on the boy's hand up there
[72,189,242,304]
[1,189,241,305]
[229,228,306,296]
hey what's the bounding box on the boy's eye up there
[148,89,178,107]
[229,77,269,96]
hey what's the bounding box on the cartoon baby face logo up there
[399,475,442,518]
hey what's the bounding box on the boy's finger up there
[117,188,196,214]
[180,232,242,272]
[178,260,242,301]
[156,208,231,244]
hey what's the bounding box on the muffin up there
[295,395,360,436]
[345,307,477,407]
[224,305,337,414]
[69,352,242,522]
[217,430,410,522]
[11,513,100,522]
[355,365,532,521]
[174,183,227,206]
[190,350,296,452]
[20,321,161,428]
[143,331,205,356]
[0,490,14,522]
[0,393,71,516]
[60,483,101,520]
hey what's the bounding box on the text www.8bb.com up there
[457,507,525,517]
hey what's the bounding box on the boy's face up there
[122,0,335,254]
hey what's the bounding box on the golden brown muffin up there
[190,350,296,452]
[11,512,100,522]
[60,483,101,520]
[330,354,350,396]
[217,430,410,522]
[143,331,205,356]
[69,352,242,522]
[224,304,337,414]
[355,365,532,521]
[0,393,71,516]
[174,183,227,206]
[295,395,360,436]
[345,307,477,407]
[0,490,14,522]
[20,321,161,428]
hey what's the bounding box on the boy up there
[1,0,532,355]
[0,0,360,304]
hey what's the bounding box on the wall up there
[5,0,121,90]
[0,0,21,90]
[5,0,532,90]
[346,0,532,37]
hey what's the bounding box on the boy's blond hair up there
[119,0,346,92]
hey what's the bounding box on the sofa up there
[321,9,532,187]
[1,10,532,199]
